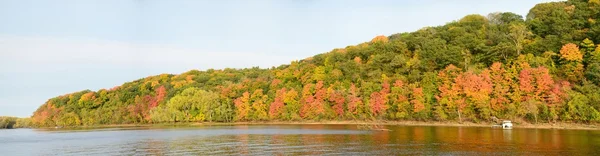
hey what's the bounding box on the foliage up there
[29,0,600,126]
[0,117,32,129]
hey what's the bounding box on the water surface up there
[1,124,599,155]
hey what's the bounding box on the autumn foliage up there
[269,88,286,119]
[30,1,600,127]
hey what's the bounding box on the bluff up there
[32,0,600,127]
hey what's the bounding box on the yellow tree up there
[488,63,512,113]
[234,92,251,121]
[251,89,269,121]
[559,43,584,82]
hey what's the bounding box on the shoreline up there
[36,120,600,130]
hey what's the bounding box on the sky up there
[0,0,557,117]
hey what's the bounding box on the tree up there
[283,89,300,120]
[347,84,363,118]
[58,112,81,127]
[199,90,221,122]
[369,92,385,117]
[369,80,390,118]
[328,90,346,118]
[509,23,530,56]
[390,80,410,119]
[580,38,595,63]
[456,71,493,121]
[234,92,251,121]
[28,0,600,126]
[149,106,181,123]
[522,99,540,123]
[488,63,512,113]
[269,88,286,120]
[559,43,584,82]
[371,35,389,43]
[585,46,600,85]
[300,81,326,120]
[436,65,465,121]
[166,87,220,122]
[0,117,17,129]
[560,43,584,62]
[250,89,269,121]
[411,87,426,113]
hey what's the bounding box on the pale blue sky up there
[0,0,556,117]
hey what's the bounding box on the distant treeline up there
[30,0,600,127]
[0,117,31,129]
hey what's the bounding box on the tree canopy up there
[30,0,600,127]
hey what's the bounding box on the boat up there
[502,120,513,129]
[491,120,513,129]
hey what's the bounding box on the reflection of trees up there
[111,125,599,155]
[235,125,249,155]
[270,134,284,155]
[142,139,166,155]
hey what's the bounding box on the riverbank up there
[192,121,600,130]
[38,120,600,130]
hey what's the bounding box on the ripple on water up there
[2,125,600,155]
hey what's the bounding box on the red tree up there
[347,84,362,115]
[269,88,286,119]
[369,92,384,116]
[370,80,391,116]
[300,81,326,119]
[329,91,345,117]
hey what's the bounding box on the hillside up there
[31,0,600,127]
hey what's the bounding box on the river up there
[1,124,599,155]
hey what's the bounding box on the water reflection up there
[1,125,599,155]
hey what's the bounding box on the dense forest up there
[0,117,31,129]
[31,0,600,127]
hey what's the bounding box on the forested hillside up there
[31,0,600,127]
[0,116,31,129]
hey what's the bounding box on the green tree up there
[166,87,220,122]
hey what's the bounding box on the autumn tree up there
[518,65,566,122]
[346,84,363,118]
[28,1,600,126]
[410,85,426,114]
[456,71,493,121]
[300,81,326,120]
[436,65,465,121]
[369,80,390,118]
[488,63,512,115]
[283,89,301,120]
[389,80,410,119]
[250,89,269,121]
[269,88,286,120]
[234,92,251,121]
[328,90,346,118]
[559,43,584,82]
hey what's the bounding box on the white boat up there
[502,120,513,129]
